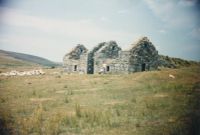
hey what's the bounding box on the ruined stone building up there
[63,44,88,73]
[63,37,159,74]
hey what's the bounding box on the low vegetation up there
[0,50,60,70]
[0,66,200,135]
[159,55,199,68]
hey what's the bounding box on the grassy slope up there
[0,66,200,135]
[0,51,37,67]
[159,55,200,68]
[0,50,58,68]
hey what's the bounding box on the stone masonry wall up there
[93,51,130,74]
[63,53,88,74]
[63,37,160,74]
[87,42,106,74]
[129,37,159,72]
[63,44,88,74]
[93,41,122,74]
[113,51,130,73]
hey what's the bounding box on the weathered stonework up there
[63,44,88,74]
[87,42,106,74]
[93,41,122,74]
[63,37,159,74]
[128,37,159,72]
[106,51,130,74]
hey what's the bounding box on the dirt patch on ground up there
[154,93,169,98]
[55,90,66,94]
[73,88,102,92]
[104,100,126,105]
[30,98,54,102]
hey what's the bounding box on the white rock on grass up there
[0,69,45,77]
[169,74,175,79]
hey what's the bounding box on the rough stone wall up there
[87,42,106,74]
[93,56,115,74]
[93,41,123,74]
[63,44,88,74]
[128,37,159,72]
[115,51,130,73]
[99,51,130,74]
[63,37,159,74]
[96,41,121,58]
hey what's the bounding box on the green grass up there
[0,66,200,135]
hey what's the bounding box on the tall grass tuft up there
[75,103,81,117]
[17,104,44,135]
[64,96,69,103]
[45,113,63,135]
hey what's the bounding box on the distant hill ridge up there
[158,55,199,68]
[0,49,59,68]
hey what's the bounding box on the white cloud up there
[144,0,175,25]
[0,7,137,61]
[0,7,132,42]
[144,0,198,28]
[100,16,110,22]
[0,38,9,43]
[0,35,50,47]
[190,27,200,40]
[158,29,167,34]
[117,9,129,14]
[178,0,198,7]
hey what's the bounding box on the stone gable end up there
[63,37,159,74]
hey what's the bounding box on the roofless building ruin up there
[63,37,159,74]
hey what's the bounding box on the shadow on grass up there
[0,118,12,135]
[172,82,200,135]
[187,82,200,135]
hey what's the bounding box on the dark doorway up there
[106,66,110,72]
[74,65,77,71]
[141,63,146,71]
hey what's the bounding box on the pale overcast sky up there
[0,0,199,62]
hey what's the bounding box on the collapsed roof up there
[65,44,88,60]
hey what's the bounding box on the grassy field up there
[0,66,200,135]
